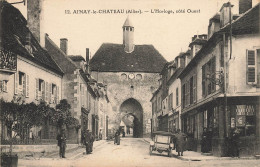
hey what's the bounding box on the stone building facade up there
[90,17,167,137]
[179,1,260,157]
[0,1,63,140]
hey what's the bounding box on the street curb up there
[143,138,257,161]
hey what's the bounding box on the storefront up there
[182,96,260,156]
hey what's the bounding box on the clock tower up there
[123,16,134,53]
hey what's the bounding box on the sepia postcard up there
[0,0,260,166]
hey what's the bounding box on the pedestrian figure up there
[56,129,66,158]
[114,130,120,145]
[201,128,211,153]
[175,129,186,156]
[122,130,125,137]
[230,128,240,157]
[127,127,130,135]
[99,129,103,140]
[85,130,95,154]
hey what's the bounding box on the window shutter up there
[57,86,59,104]
[14,72,18,94]
[46,82,48,102]
[36,78,39,100]
[49,83,52,103]
[193,75,197,103]
[0,80,2,92]
[211,57,216,92]
[247,50,257,84]
[176,87,179,106]
[4,81,7,92]
[257,49,260,87]
[42,81,45,101]
[187,81,190,106]
[26,74,29,97]
[202,65,206,96]
[23,74,26,95]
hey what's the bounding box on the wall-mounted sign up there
[236,115,245,127]
[0,49,17,72]
[236,105,255,116]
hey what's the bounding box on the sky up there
[7,0,260,61]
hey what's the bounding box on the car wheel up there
[149,146,153,155]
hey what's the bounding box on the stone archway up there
[119,98,143,138]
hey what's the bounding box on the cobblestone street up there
[18,138,260,167]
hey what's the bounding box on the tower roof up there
[123,16,134,27]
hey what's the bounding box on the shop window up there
[234,105,256,136]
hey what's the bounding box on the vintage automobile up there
[149,131,175,157]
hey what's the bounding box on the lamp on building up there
[205,68,224,86]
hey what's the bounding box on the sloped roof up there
[90,43,167,73]
[123,16,134,27]
[0,2,63,76]
[189,38,207,47]
[179,3,260,78]
[45,35,78,73]
[68,55,85,62]
[220,3,259,35]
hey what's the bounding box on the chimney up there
[27,0,45,47]
[219,2,233,28]
[239,0,252,14]
[86,48,90,63]
[60,38,68,55]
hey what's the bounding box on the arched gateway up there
[120,98,143,138]
[89,17,167,137]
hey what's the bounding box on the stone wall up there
[91,71,160,136]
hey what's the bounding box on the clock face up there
[129,73,135,79]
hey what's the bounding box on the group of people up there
[56,129,95,158]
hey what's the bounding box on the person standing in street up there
[114,130,120,145]
[56,129,66,158]
[230,128,240,157]
[85,130,95,154]
[175,129,186,156]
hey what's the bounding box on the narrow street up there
[18,137,260,167]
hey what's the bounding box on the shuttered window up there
[49,83,51,103]
[257,49,260,87]
[42,80,45,101]
[211,57,216,92]
[193,75,197,103]
[46,82,49,102]
[57,86,59,104]
[35,78,39,100]
[247,50,257,84]
[176,87,179,106]
[26,75,29,97]
[202,65,206,96]
[14,72,18,94]
[0,80,7,92]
